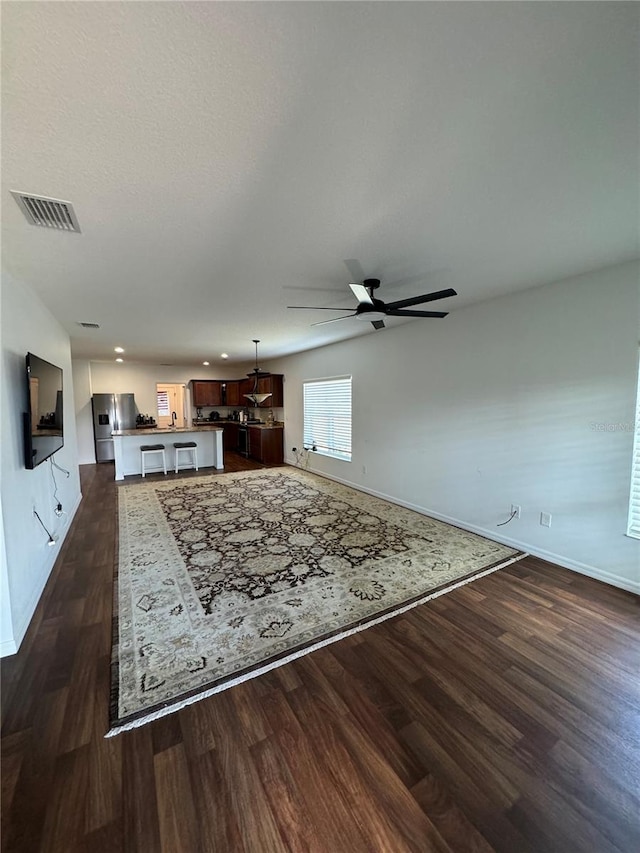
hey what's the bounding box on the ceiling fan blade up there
[343,259,367,283]
[386,309,448,318]
[288,306,354,310]
[385,288,457,311]
[311,314,357,327]
[371,320,385,330]
[349,283,374,305]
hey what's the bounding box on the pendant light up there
[244,339,272,406]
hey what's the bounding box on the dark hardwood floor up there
[2,457,639,852]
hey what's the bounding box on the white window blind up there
[627,360,640,538]
[157,390,170,417]
[303,376,352,462]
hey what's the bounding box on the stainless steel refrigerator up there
[92,393,137,462]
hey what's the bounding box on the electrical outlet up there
[511,504,521,519]
[540,512,552,528]
[362,464,367,475]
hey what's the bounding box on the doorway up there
[156,383,186,429]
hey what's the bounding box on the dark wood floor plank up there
[186,748,245,853]
[121,725,161,853]
[37,745,91,853]
[250,735,327,853]
[153,743,199,853]
[312,647,426,789]
[1,457,638,853]
[287,683,420,853]
[215,722,288,853]
[410,773,497,853]
[400,720,534,853]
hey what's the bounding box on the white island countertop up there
[111,427,223,480]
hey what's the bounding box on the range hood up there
[244,339,271,406]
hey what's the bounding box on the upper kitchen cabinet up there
[224,381,241,407]
[192,374,283,408]
[239,377,255,399]
[191,380,222,407]
[256,374,284,407]
[240,375,283,407]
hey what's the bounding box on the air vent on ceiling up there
[77,321,100,329]
[11,191,81,232]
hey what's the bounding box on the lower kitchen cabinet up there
[223,422,239,451]
[247,427,284,465]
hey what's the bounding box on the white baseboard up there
[0,638,18,656]
[284,460,639,596]
[3,491,83,658]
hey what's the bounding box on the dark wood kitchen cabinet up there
[239,377,254,399]
[222,422,239,451]
[192,374,283,409]
[243,374,284,407]
[257,374,284,407]
[191,380,222,407]
[247,427,284,465]
[224,381,241,407]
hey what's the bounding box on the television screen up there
[24,352,64,469]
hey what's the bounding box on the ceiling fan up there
[288,279,457,330]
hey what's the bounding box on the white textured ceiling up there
[2,1,638,367]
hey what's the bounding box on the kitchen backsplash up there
[193,405,284,419]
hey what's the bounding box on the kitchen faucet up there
[171,411,177,428]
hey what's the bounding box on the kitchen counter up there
[113,425,223,436]
[192,420,284,430]
[111,427,223,480]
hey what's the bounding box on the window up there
[303,376,352,462]
[627,358,640,538]
[157,389,170,417]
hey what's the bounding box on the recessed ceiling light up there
[114,346,124,353]
[221,353,229,359]
[115,357,124,363]
[203,361,210,366]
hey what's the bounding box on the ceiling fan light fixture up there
[245,392,272,405]
[356,309,386,322]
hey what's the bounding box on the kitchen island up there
[111,426,223,480]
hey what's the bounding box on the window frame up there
[626,354,640,539]
[302,375,352,463]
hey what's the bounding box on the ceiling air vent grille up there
[11,191,81,232]
[78,321,100,329]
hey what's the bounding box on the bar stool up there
[174,441,198,474]
[140,444,167,478]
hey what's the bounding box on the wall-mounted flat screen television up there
[24,352,64,469]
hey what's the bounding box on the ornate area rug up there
[108,468,524,735]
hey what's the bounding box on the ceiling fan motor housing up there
[355,300,386,315]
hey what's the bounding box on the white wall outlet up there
[511,504,521,519]
[540,512,552,527]
[362,464,367,475]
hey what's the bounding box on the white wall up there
[88,362,251,412]
[72,358,96,464]
[270,261,640,593]
[1,274,82,655]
